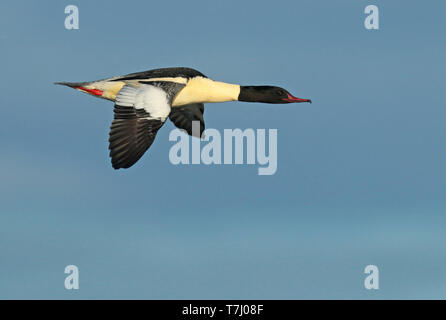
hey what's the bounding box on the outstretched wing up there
[169,103,205,138]
[108,83,182,169]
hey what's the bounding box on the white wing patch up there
[115,85,137,107]
[115,84,171,121]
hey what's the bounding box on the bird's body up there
[58,67,240,105]
[57,67,311,169]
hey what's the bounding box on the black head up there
[238,86,312,104]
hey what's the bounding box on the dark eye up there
[277,89,285,95]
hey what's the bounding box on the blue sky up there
[1,0,446,299]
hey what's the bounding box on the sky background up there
[1,0,445,299]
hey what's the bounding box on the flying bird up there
[56,67,311,169]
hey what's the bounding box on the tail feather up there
[54,81,89,88]
[55,79,122,101]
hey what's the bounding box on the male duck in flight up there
[57,67,311,169]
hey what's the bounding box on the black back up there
[114,67,207,81]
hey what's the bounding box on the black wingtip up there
[111,161,125,170]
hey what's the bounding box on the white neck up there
[172,77,241,106]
